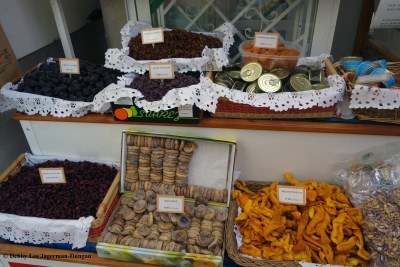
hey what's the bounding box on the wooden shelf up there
[0,243,160,267]
[12,112,400,136]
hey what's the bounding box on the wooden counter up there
[12,113,400,136]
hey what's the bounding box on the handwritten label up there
[39,168,66,184]
[178,104,193,118]
[254,32,279,49]
[59,58,80,74]
[277,185,306,205]
[157,195,184,213]
[356,73,391,84]
[141,28,164,44]
[149,63,174,79]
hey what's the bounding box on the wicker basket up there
[212,98,336,119]
[0,154,120,243]
[226,181,302,267]
[351,62,400,124]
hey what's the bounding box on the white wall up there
[0,0,100,59]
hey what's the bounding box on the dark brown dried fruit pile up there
[128,29,222,60]
[129,72,199,102]
[0,160,117,219]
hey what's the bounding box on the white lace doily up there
[0,58,114,117]
[211,55,345,111]
[105,21,235,74]
[350,85,400,110]
[93,74,220,113]
[0,153,118,249]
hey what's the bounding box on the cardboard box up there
[0,24,21,87]
[96,130,237,266]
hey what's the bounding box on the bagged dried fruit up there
[336,145,400,267]
[232,173,370,266]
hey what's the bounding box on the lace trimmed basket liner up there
[94,72,219,113]
[211,55,346,119]
[0,153,120,248]
[104,21,235,74]
[350,69,400,124]
[0,58,116,117]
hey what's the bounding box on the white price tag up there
[254,32,279,49]
[141,27,164,44]
[277,185,306,205]
[356,73,391,84]
[149,63,174,79]
[59,58,80,74]
[157,195,184,213]
[114,97,134,106]
[39,168,66,184]
[178,104,193,118]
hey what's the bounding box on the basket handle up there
[96,171,120,218]
[0,153,25,183]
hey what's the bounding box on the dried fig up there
[177,214,191,229]
[172,229,187,243]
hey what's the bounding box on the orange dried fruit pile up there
[232,173,370,266]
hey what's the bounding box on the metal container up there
[240,62,263,82]
[246,82,260,93]
[232,81,247,91]
[292,65,310,77]
[289,74,312,91]
[312,83,329,90]
[214,73,234,88]
[340,56,363,72]
[309,69,324,84]
[227,70,242,80]
[224,62,242,71]
[257,73,282,93]
[269,68,290,85]
[215,81,232,88]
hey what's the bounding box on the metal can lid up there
[312,83,329,90]
[295,65,312,71]
[340,56,363,62]
[232,81,247,91]
[215,74,234,88]
[290,74,312,91]
[215,72,226,81]
[215,81,231,88]
[224,62,242,71]
[246,82,260,93]
[240,62,263,82]
[257,73,281,93]
[227,70,242,80]
[309,69,323,83]
[269,68,290,80]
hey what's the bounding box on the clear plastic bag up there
[335,143,400,267]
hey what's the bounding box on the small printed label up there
[356,73,391,84]
[178,104,193,118]
[141,28,164,44]
[114,97,134,106]
[149,63,174,79]
[254,32,279,49]
[59,58,80,74]
[39,168,66,184]
[157,195,184,213]
[277,185,306,205]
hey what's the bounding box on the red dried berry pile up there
[129,72,199,102]
[17,59,122,102]
[128,29,222,59]
[0,160,117,219]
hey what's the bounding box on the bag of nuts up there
[336,144,400,267]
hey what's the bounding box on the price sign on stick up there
[59,58,80,75]
[141,28,164,45]
[149,62,174,80]
[39,167,66,184]
[254,32,279,49]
